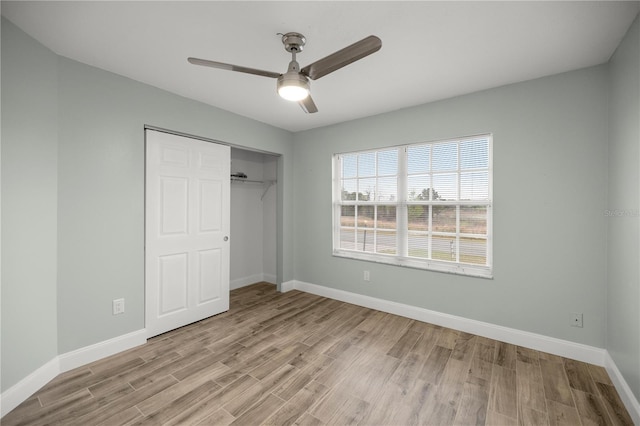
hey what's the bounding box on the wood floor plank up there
[596,382,634,425]
[88,350,181,398]
[516,359,547,413]
[358,382,417,425]
[3,282,632,426]
[410,323,442,355]
[223,364,297,418]
[249,342,310,380]
[546,399,581,426]
[485,408,518,425]
[135,376,221,417]
[386,329,421,359]
[437,358,472,407]
[390,351,427,392]
[35,368,95,406]
[419,397,458,425]
[489,365,518,420]
[451,332,477,363]
[6,388,94,426]
[229,393,286,425]
[129,347,213,389]
[71,374,178,425]
[454,393,488,426]
[419,345,452,385]
[309,388,369,425]
[292,412,324,426]
[572,388,614,426]
[564,358,599,395]
[589,364,614,386]
[195,408,236,426]
[494,341,517,370]
[130,380,221,425]
[518,404,549,426]
[95,406,142,426]
[516,346,540,365]
[336,351,400,403]
[264,380,329,426]
[164,374,259,426]
[272,362,325,401]
[437,327,460,349]
[539,358,574,407]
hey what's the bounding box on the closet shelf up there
[230,177,276,201]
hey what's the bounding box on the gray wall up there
[293,65,609,348]
[1,19,59,392]
[607,15,640,402]
[1,18,294,390]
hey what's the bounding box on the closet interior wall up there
[229,148,277,289]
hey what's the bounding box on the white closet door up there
[145,130,230,338]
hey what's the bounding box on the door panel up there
[160,177,189,235]
[146,130,230,338]
[199,180,222,232]
[197,248,222,303]
[159,253,188,315]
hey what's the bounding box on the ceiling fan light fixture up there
[277,72,310,101]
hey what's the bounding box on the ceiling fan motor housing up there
[281,32,306,53]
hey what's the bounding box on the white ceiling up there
[2,1,639,132]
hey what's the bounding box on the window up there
[332,134,492,278]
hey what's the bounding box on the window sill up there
[332,249,493,279]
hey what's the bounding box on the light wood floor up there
[3,282,633,426]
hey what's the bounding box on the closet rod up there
[230,177,264,184]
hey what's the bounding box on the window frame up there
[332,134,493,279]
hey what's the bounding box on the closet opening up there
[230,147,278,290]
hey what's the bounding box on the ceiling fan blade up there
[187,57,281,79]
[299,95,318,114]
[301,35,382,80]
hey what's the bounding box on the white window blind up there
[332,134,492,278]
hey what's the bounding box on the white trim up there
[230,273,277,290]
[0,357,59,417]
[230,274,266,290]
[1,330,146,419]
[58,329,146,373]
[604,351,640,425]
[280,280,295,292]
[290,280,606,365]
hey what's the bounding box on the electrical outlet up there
[571,312,583,328]
[113,298,125,315]
[363,270,370,282]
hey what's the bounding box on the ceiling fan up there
[188,32,382,114]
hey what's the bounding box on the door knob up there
[224,236,229,241]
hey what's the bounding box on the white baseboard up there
[1,329,146,418]
[58,329,146,373]
[605,351,640,425]
[230,273,269,290]
[1,357,59,418]
[290,280,606,365]
[280,280,295,292]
